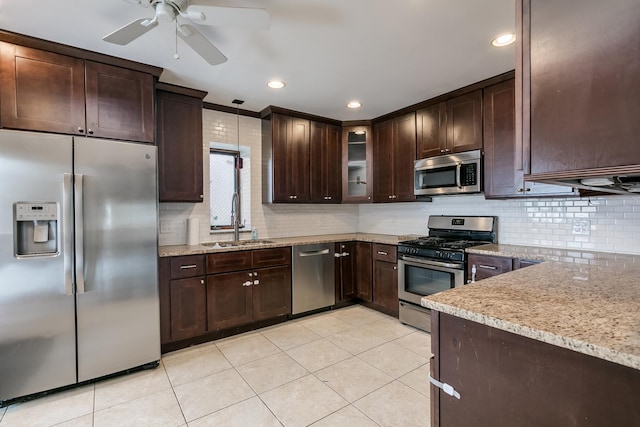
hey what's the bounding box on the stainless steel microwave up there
[414,149,482,196]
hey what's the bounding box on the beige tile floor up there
[0,305,432,427]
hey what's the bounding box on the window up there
[209,143,251,231]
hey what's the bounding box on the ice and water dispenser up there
[14,202,59,257]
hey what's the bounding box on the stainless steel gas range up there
[397,215,497,332]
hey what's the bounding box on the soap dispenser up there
[252,227,258,241]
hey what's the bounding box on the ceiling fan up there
[103,0,270,65]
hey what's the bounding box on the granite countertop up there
[422,243,640,370]
[159,233,411,257]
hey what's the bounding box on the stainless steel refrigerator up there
[0,129,160,404]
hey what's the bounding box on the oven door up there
[398,256,464,306]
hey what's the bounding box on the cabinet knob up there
[200,195,204,199]
[87,129,94,135]
[77,127,85,134]
[253,280,260,285]
[200,279,204,285]
[440,149,446,153]
[289,195,298,199]
[393,266,397,270]
[242,281,252,287]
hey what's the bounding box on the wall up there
[159,110,640,255]
[158,110,358,246]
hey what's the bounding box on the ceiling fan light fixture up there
[346,101,362,109]
[267,80,286,89]
[491,32,516,47]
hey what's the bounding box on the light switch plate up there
[572,219,590,235]
[159,221,171,234]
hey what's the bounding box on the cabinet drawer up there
[372,243,397,263]
[468,254,513,280]
[253,247,291,268]
[170,255,206,279]
[207,250,253,274]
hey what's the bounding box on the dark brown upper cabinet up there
[342,125,373,203]
[483,78,577,198]
[417,90,482,159]
[0,42,154,143]
[310,121,342,202]
[373,113,416,202]
[264,113,311,203]
[263,111,343,204]
[521,0,640,179]
[156,84,206,203]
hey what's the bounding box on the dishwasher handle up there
[298,248,330,257]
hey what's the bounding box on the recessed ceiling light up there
[267,80,286,89]
[491,32,516,47]
[347,101,362,109]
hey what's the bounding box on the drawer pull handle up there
[242,281,252,287]
[180,264,198,269]
[377,251,388,256]
[478,264,497,270]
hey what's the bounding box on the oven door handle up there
[400,255,463,270]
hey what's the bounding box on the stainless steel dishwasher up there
[292,243,335,315]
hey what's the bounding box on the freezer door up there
[0,130,76,402]
[74,138,160,382]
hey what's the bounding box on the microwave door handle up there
[456,162,462,188]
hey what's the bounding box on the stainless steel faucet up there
[231,191,240,242]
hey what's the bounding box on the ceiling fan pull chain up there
[174,20,180,59]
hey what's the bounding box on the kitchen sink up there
[202,239,275,247]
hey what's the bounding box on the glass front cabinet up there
[342,124,372,202]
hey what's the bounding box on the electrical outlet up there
[159,221,171,234]
[572,219,590,235]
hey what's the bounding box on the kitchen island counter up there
[422,244,640,370]
[159,233,411,257]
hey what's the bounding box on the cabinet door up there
[484,79,577,198]
[252,247,291,269]
[252,265,291,321]
[170,277,206,341]
[433,312,640,427]
[156,90,204,202]
[207,250,253,274]
[272,114,310,202]
[342,125,372,203]
[356,242,373,302]
[0,43,85,135]
[207,271,252,331]
[372,119,394,202]
[416,102,447,158]
[85,61,154,143]
[446,90,482,154]
[483,79,521,198]
[528,0,640,175]
[310,121,342,202]
[335,242,356,302]
[373,260,398,317]
[393,113,417,202]
[467,254,513,281]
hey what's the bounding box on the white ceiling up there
[0,0,515,120]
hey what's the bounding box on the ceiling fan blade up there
[178,24,227,65]
[185,6,270,30]
[103,18,159,45]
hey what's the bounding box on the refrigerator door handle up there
[63,173,74,295]
[74,173,85,294]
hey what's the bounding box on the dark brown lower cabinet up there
[159,247,291,351]
[355,242,373,302]
[335,241,357,302]
[169,277,207,341]
[431,312,640,427]
[252,266,292,321]
[207,271,252,331]
[372,244,398,317]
